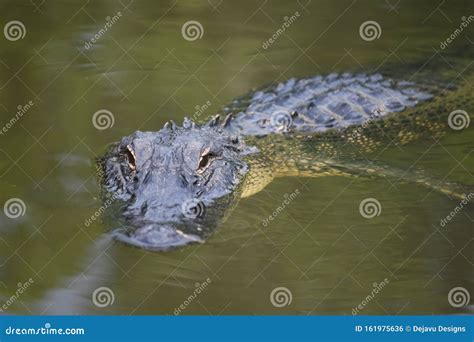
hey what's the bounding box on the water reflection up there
[0,0,472,315]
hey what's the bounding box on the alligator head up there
[99,115,252,251]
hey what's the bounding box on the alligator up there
[99,71,473,251]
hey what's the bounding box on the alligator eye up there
[125,145,136,171]
[197,149,215,174]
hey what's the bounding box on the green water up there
[0,0,472,315]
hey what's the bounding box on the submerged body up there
[100,72,472,251]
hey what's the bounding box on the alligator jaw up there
[112,223,204,252]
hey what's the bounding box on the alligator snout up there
[112,223,204,251]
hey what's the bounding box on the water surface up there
[0,0,472,315]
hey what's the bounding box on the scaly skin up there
[238,73,473,198]
[100,72,473,251]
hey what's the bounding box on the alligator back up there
[223,73,439,136]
